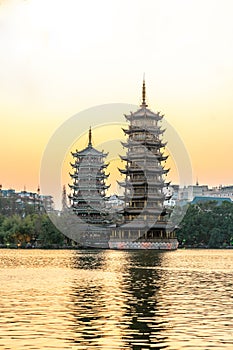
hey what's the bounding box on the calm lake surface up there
[0,249,232,350]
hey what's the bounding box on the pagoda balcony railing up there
[72,199,106,204]
[123,163,164,169]
[71,181,108,186]
[71,185,109,191]
[123,127,165,135]
[118,180,145,187]
[74,173,108,178]
[120,168,144,174]
[76,184,107,189]
[70,163,108,169]
[124,208,163,215]
[119,180,165,187]
[125,188,163,194]
[73,209,104,213]
[125,204,163,209]
[121,153,168,161]
[71,188,108,193]
[130,119,160,127]
[126,188,148,193]
[129,136,160,141]
[121,166,168,174]
[127,163,165,169]
[125,149,164,155]
[70,173,109,179]
[72,203,106,208]
[122,140,166,148]
[130,166,167,173]
[125,197,164,202]
[72,204,106,210]
[109,237,177,242]
[125,193,164,199]
[73,215,106,220]
[125,203,163,215]
[71,191,107,196]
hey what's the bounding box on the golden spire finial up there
[141,73,148,107]
[88,126,92,146]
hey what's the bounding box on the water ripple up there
[0,249,232,349]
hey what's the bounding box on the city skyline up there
[1,0,233,194]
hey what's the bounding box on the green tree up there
[38,214,65,247]
[177,201,233,247]
[2,215,22,244]
[208,228,225,248]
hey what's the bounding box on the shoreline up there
[0,246,232,250]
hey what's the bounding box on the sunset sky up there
[1,0,233,204]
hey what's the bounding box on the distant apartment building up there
[207,185,233,201]
[178,185,209,203]
[169,184,233,206]
[0,185,54,215]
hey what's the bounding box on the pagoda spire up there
[88,126,92,146]
[62,185,67,211]
[140,74,148,107]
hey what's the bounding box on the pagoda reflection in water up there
[68,80,178,250]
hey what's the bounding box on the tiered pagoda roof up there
[69,127,110,225]
[117,78,174,239]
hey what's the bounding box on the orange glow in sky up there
[1,0,233,200]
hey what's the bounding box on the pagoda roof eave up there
[124,195,164,200]
[72,146,108,157]
[122,127,165,135]
[118,181,146,187]
[70,185,110,190]
[124,208,163,215]
[118,167,169,174]
[76,173,110,178]
[70,163,108,169]
[124,194,165,199]
[121,221,171,229]
[118,180,168,187]
[121,141,167,148]
[120,154,168,161]
[119,168,144,174]
[124,108,163,120]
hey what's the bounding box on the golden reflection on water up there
[70,252,131,349]
[0,249,232,349]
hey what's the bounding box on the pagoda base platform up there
[56,212,178,249]
[108,238,178,250]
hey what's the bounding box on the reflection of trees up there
[68,251,169,349]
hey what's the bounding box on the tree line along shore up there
[0,198,233,249]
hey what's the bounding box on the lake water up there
[0,249,232,350]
